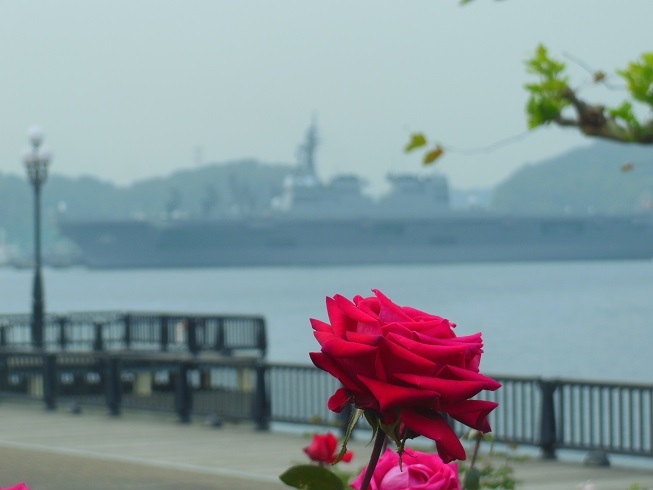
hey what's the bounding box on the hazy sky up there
[1,0,651,192]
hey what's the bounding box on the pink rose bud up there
[2,484,30,490]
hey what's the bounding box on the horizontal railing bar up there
[0,311,267,358]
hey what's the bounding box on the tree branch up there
[558,87,653,143]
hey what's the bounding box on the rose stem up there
[469,434,482,470]
[360,430,387,490]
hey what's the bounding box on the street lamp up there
[22,125,52,349]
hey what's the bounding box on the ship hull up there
[58,215,653,269]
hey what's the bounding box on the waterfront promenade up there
[1,400,653,490]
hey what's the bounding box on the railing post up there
[160,315,169,352]
[253,361,270,431]
[43,353,57,411]
[175,362,192,423]
[93,321,104,352]
[539,379,558,460]
[123,313,132,350]
[0,352,6,391]
[105,356,122,416]
[0,323,6,348]
[186,318,198,355]
[257,318,267,358]
[58,316,67,351]
[214,318,224,353]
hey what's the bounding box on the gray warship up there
[59,124,653,269]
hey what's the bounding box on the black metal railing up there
[554,378,653,457]
[1,352,651,460]
[0,312,267,358]
[0,350,270,429]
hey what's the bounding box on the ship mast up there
[296,118,319,180]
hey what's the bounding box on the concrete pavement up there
[0,399,652,489]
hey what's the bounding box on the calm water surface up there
[1,260,651,383]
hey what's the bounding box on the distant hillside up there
[492,141,653,215]
[0,159,293,252]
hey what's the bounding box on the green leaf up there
[524,44,571,129]
[404,133,428,153]
[333,408,363,464]
[363,411,380,441]
[280,465,345,490]
[618,52,653,107]
[378,417,402,448]
[423,145,444,165]
[608,101,643,136]
[525,44,567,78]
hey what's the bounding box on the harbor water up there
[1,260,651,384]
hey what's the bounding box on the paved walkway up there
[0,400,652,489]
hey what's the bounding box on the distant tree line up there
[0,159,291,253]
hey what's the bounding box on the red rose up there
[351,447,460,490]
[309,290,500,462]
[303,432,354,464]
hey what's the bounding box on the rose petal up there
[357,375,440,412]
[437,365,502,391]
[334,294,379,322]
[372,289,417,323]
[378,337,439,374]
[439,399,499,433]
[394,373,498,402]
[327,387,351,412]
[310,352,364,393]
[310,318,332,333]
[401,409,466,463]
[320,337,377,358]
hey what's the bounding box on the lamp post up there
[23,125,52,350]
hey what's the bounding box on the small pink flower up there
[2,484,30,490]
[303,432,354,464]
[351,448,460,490]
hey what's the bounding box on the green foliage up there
[404,133,428,152]
[524,44,571,129]
[463,467,482,490]
[618,52,653,107]
[279,464,345,490]
[524,45,653,141]
[403,133,445,166]
[458,454,519,489]
[608,101,642,138]
[458,432,521,490]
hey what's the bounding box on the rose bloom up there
[351,448,459,490]
[1,484,30,490]
[309,290,501,462]
[303,432,354,464]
